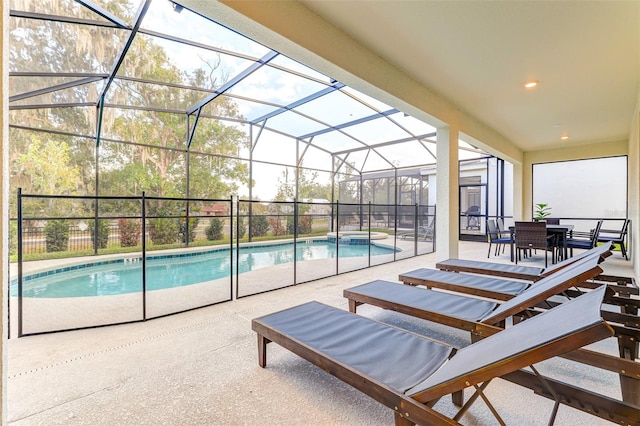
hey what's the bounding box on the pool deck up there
[7,241,636,425]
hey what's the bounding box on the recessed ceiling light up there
[525,81,539,89]
[561,136,569,140]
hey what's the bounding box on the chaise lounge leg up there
[618,334,640,405]
[258,334,269,368]
[451,389,464,406]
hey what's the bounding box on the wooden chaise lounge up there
[346,255,603,340]
[253,287,613,425]
[344,256,640,422]
[435,242,637,297]
[398,245,611,301]
[435,242,611,281]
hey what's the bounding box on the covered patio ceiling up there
[8,0,487,178]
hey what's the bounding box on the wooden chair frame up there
[344,259,640,421]
[254,288,615,425]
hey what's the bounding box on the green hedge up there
[45,219,69,252]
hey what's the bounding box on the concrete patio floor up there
[7,241,636,425]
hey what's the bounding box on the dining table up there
[508,224,574,263]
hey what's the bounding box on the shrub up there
[298,215,313,234]
[88,219,110,249]
[286,215,295,235]
[250,215,269,237]
[269,217,287,236]
[148,217,177,245]
[177,217,199,243]
[118,219,140,247]
[286,215,313,235]
[205,217,224,240]
[45,219,69,252]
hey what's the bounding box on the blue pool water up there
[15,240,396,298]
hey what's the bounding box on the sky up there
[31,0,483,200]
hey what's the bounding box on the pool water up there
[15,240,396,298]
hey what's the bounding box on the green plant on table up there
[534,203,552,221]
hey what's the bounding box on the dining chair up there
[597,219,630,259]
[496,217,507,234]
[544,218,564,261]
[566,220,603,257]
[486,219,512,258]
[514,221,556,267]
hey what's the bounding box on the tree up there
[274,166,330,235]
[88,219,110,249]
[274,166,331,202]
[205,217,224,241]
[10,1,251,216]
[97,42,251,201]
[250,215,270,237]
[14,136,83,217]
[14,136,81,196]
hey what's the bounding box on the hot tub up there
[326,231,389,245]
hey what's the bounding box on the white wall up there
[533,156,627,218]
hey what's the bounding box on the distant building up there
[202,203,228,216]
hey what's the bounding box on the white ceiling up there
[299,0,640,152]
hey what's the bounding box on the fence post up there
[393,201,398,261]
[293,200,298,285]
[141,191,147,321]
[335,200,340,274]
[185,200,190,248]
[235,197,241,298]
[230,196,234,300]
[248,199,253,243]
[17,188,23,337]
[433,205,437,248]
[414,203,419,256]
[93,195,99,255]
[368,201,371,267]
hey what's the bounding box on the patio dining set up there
[486,218,630,266]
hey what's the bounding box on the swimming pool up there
[15,240,397,298]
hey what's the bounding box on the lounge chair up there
[253,287,616,425]
[434,242,637,297]
[399,247,610,301]
[436,242,611,280]
[344,259,640,419]
[347,255,604,338]
[400,223,434,241]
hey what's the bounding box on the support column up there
[512,161,524,221]
[436,125,459,262]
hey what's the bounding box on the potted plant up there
[534,203,552,221]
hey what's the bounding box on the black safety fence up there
[9,189,435,337]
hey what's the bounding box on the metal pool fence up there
[9,190,436,337]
